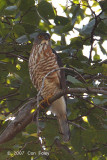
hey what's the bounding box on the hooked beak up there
[41,39,51,46]
[41,40,49,45]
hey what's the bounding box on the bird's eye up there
[38,35,43,39]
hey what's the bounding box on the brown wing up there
[52,49,66,90]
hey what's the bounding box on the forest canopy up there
[0,0,107,160]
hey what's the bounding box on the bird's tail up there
[57,112,70,142]
[51,96,70,142]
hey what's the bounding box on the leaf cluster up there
[0,0,107,160]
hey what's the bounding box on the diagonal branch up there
[0,90,19,100]
[0,51,28,61]
[0,98,37,144]
[0,86,107,144]
[37,67,87,107]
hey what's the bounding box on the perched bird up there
[29,32,70,141]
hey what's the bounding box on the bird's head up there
[34,32,51,45]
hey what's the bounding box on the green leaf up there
[93,97,107,105]
[87,108,105,129]
[92,1,99,7]
[41,119,59,145]
[6,73,23,88]
[80,19,95,35]
[102,64,107,76]
[70,37,83,49]
[0,0,7,10]
[0,114,6,120]
[22,24,36,34]
[93,98,102,105]
[30,133,38,137]
[73,0,80,4]
[82,129,107,150]
[16,35,28,43]
[99,43,107,55]
[13,24,25,36]
[0,0,107,159]
[54,16,69,25]
[100,13,107,26]
[22,8,40,25]
[19,0,35,12]
[30,32,38,39]
[75,68,84,73]
[54,25,63,34]
[71,128,83,152]
[99,1,107,13]
[95,21,107,38]
[61,22,74,33]
[5,5,17,11]
[67,75,82,84]
[93,54,100,61]
[38,1,55,20]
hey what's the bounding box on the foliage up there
[0,0,107,160]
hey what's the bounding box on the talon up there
[39,95,52,109]
[46,95,52,105]
[39,103,44,109]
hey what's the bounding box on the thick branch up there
[48,88,107,105]
[0,87,107,144]
[0,98,37,144]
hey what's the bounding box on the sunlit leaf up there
[5,5,17,11]
[0,0,107,159]
[30,133,38,137]
[93,54,100,61]
[0,114,6,120]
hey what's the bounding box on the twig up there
[0,86,107,144]
[54,138,74,154]
[4,98,29,116]
[36,66,86,132]
[0,51,28,61]
[0,90,19,100]
[39,116,86,130]
[20,140,39,151]
[37,67,86,107]
[82,97,107,112]
[69,121,86,130]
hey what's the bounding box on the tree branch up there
[0,86,107,144]
[0,90,19,100]
[0,51,28,61]
[48,88,107,105]
[0,98,37,144]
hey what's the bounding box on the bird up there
[28,32,70,142]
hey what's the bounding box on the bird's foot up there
[39,95,52,109]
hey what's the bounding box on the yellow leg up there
[39,95,52,109]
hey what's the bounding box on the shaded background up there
[0,0,107,159]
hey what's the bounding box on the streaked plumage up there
[29,32,70,141]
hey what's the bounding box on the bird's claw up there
[39,95,52,109]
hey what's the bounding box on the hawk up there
[29,32,70,141]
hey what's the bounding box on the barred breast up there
[29,41,70,142]
[29,43,61,98]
